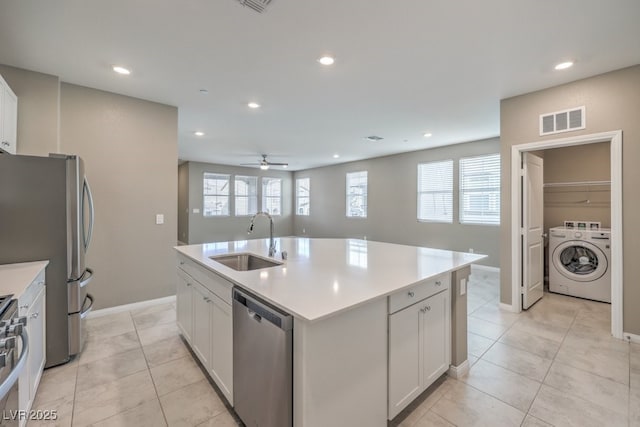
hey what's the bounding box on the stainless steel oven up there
[0,297,28,426]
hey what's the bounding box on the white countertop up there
[0,260,49,298]
[175,238,486,322]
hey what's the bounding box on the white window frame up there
[235,175,258,216]
[203,173,230,217]
[346,171,368,218]
[459,153,501,225]
[295,177,310,216]
[262,177,282,216]
[417,160,453,223]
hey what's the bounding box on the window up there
[296,178,310,216]
[346,171,367,218]
[459,153,500,225]
[203,173,230,216]
[417,160,453,223]
[235,175,258,216]
[262,177,282,215]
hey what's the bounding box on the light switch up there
[193,208,200,214]
[460,278,467,295]
[156,214,164,225]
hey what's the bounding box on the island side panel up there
[450,266,471,373]
[293,298,388,427]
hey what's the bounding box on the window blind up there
[235,175,258,216]
[417,160,453,223]
[203,173,230,216]
[346,171,367,218]
[296,177,310,216]
[262,177,282,216]
[459,154,500,225]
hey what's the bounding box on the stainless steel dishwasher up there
[233,287,293,427]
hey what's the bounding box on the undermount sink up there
[210,253,282,271]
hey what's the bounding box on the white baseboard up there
[471,264,500,273]
[499,302,519,313]
[624,332,640,344]
[87,295,176,319]
[448,360,470,379]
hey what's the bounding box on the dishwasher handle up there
[233,288,293,331]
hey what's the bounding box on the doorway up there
[510,130,623,339]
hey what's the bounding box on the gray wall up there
[59,83,178,309]
[293,138,501,267]
[178,162,189,244]
[0,65,59,155]
[543,142,610,231]
[500,65,640,334]
[183,161,293,244]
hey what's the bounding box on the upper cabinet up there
[0,74,18,154]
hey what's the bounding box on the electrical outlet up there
[460,278,467,295]
[302,228,306,234]
[193,208,200,214]
[156,214,164,225]
[469,248,474,253]
[363,235,367,240]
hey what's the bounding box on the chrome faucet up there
[247,211,276,257]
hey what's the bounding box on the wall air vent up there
[539,106,585,136]
[236,0,272,13]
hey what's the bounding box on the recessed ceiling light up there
[112,66,131,75]
[248,102,260,109]
[194,131,205,136]
[423,132,433,138]
[318,56,335,66]
[554,61,574,70]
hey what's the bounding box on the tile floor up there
[28,270,640,426]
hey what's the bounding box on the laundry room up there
[538,141,612,305]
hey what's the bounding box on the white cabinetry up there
[176,255,233,404]
[0,74,18,154]
[388,274,450,420]
[18,268,46,423]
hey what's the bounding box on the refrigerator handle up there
[84,177,95,251]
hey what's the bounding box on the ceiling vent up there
[364,135,384,142]
[236,0,272,13]
[539,106,585,136]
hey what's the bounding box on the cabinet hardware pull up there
[1,141,9,147]
[408,291,415,297]
[204,297,211,303]
[426,306,431,311]
[180,261,185,265]
[37,281,45,286]
[19,305,29,310]
[435,281,442,286]
[31,312,39,319]
[186,283,192,287]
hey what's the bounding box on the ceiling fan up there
[241,154,288,170]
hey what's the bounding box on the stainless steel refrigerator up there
[0,152,95,367]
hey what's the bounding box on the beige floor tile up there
[136,321,180,347]
[27,393,74,427]
[33,362,78,407]
[555,336,629,385]
[133,308,176,331]
[159,379,227,427]
[523,304,576,329]
[150,355,205,396]
[498,328,561,360]
[72,370,157,426]
[90,398,167,427]
[142,335,190,367]
[521,415,553,426]
[467,354,479,367]
[529,384,628,427]
[460,359,540,412]
[195,411,240,427]
[394,376,452,426]
[466,303,520,328]
[431,379,525,426]
[76,347,148,392]
[630,386,640,426]
[413,411,455,427]
[482,341,552,382]
[510,317,568,343]
[86,312,135,340]
[467,332,495,358]
[467,317,508,340]
[130,302,175,317]
[544,360,629,416]
[79,331,141,365]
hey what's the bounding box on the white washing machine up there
[548,226,611,303]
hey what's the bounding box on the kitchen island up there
[175,237,485,426]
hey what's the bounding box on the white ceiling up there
[1,0,639,171]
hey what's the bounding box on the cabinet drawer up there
[18,269,45,316]
[177,254,232,304]
[389,273,449,314]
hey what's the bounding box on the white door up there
[522,152,544,309]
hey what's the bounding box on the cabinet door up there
[388,303,422,420]
[209,294,233,404]
[192,282,211,368]
[0,78,17,154]
[421,290,451,388]
[176,271,193,342]
[27,287,46,403]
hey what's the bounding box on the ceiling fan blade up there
[267,162,288,166]
[240,163,261,166]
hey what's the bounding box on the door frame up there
[510,130,623,339]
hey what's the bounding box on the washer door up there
[552,240,608,282]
